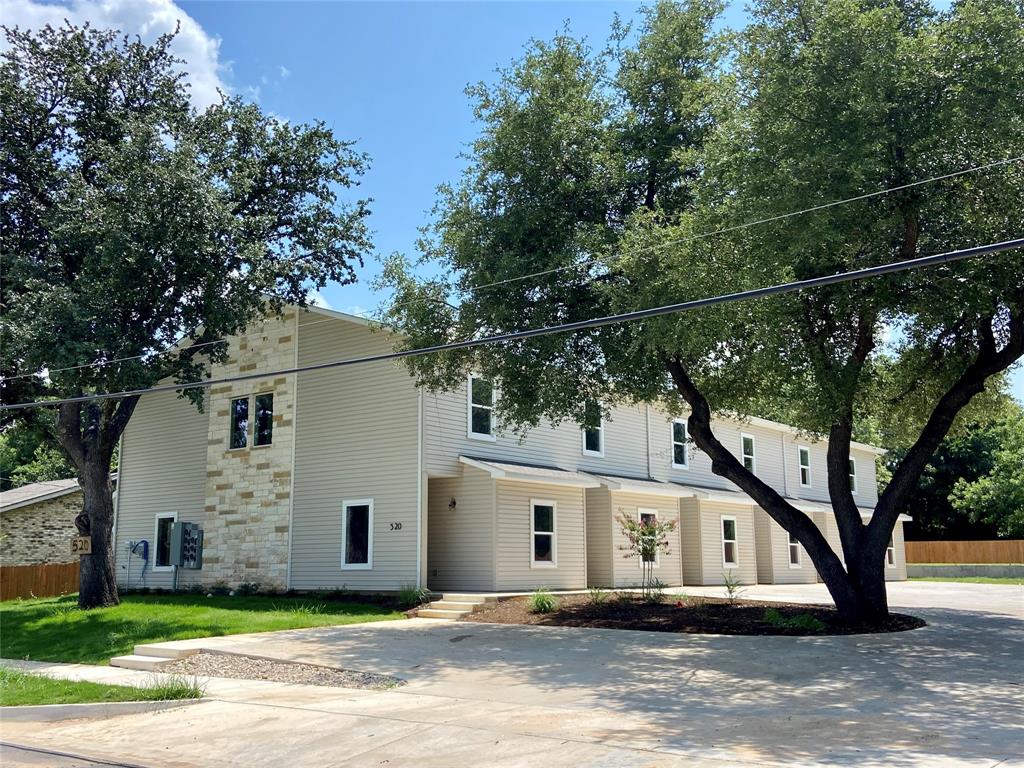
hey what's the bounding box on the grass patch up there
[0,666,202,706]
[0,594,404,665]
[910,576,1023,585]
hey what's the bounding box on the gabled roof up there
[459,457,601,488]
[0,478,80,513]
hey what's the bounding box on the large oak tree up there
[0,24,371,608]
[382,0,1024,623]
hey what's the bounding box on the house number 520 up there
[389,522,402,531]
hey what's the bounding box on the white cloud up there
[279,65,290,79]
[309,291,332,309]
[0,0,229,109]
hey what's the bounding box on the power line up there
[2,237,1020,413]
[4,155,1019,383]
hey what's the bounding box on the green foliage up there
[763,608,826,632]
[527,588,559,614]
[722,571,745,603]
[950,416,1024,537]
[0,666,203,706]
[397,584,433,608]
[645,578,668,604]
[0,594,403,665]
[234,582,262,597]
[0,421,75,491]
[616,512,678,601]
[587,587,610,605]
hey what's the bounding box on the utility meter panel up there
[170,521,203,569]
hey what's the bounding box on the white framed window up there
[721,515,739,568]
[788,532,802,568]
[581,401,604,457]
[671,420,689,468]
[798,446,811,487]
[341,499,374,570]
[153,512,177,572]
[886,534,895,567]
[530,499,557,568]
[741,433,756,472]
[639,508,660,567]
[849,457,858,494]
[467,374,496,441]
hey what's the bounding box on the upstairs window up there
[468,375,495,440]
[788,532,801,567]
[582,401,604,457]
[798,446,811,487]
[254,393,274,447]
[672,420,689,468]
[229,397,249,449]
[342,499,373,570]
[741,434,756,472]
[722,516,738,567]
[531,500,556,567]
[849,458,858,494]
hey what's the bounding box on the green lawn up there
[0,666,202,706]
[910,576,1023,585]
[0,594,404,665]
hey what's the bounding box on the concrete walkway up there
[2,582,1021,767]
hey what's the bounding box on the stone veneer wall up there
[201,310,297,589]
[0,492,82,566]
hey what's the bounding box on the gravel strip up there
[164,651,404,690]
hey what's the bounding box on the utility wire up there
[3,155,1020,384]
[2,237,1020,413]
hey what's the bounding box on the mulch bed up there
[164,651,404,690]
[460,593,925,636]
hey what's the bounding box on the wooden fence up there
[0,562,80,601]
[905,540,1024,564]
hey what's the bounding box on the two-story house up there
[112,306,909,594]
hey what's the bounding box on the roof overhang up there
[0,481,80,514]
[859,507,913,523]
[674,484,757,506]
[459,457,601,488]
[586,474,695,498]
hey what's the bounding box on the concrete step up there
[429,601,483,612]
[133,644,199,660]
[441,593,496,604]
[109,654,177,672]
[417,608,472,620]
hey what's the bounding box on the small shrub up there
[587,587,609,606]
[722,571,745,603]
[143,674,205,700]
[527,588,558,614]
[274,601,326,616]
[645,578,668,604]
[614,590,634,604]
[397,584,432,608]
[763,608,825,632]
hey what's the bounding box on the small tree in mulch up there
[616,513,677,602]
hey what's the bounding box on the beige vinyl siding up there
[753,509,818,584]
[584,487,613,587]
[424,387,649,478]
[886,520,908,581]
[679,497,702,585]
[779,436,880,508]
[115,390,209,590]
[754,508,774,583]
[427,470,495,591]
[289,315,421,591]
[608,491,682,587]
[698,502,757,585]
[494,480,586,590]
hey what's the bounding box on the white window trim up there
[581,409,604,458]
[788,532,802,569]
[228,395,250,451]
[638,508,660,568]
[671,419,689,469]
[741,433,756,473]
[530,498,557,568]
[798,446,811,488]
[886,535,896,568]
[251,391,275,449]
[341,498,374,570]
[467,373,497,442]
[152,511,178,572]
[721,514,739,569]
[849,457,859,495]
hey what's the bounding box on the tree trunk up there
[76,463,119,609]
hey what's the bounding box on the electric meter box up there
[170,521,203,569]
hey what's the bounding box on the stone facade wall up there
[201,310,297,589]
[0,492,82,566]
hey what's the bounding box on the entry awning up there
[585,473,696,498]
[859,506,913,523]
[459,457,601,488]
[673,484,757,506]
[785,497,832,514]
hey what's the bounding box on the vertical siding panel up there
[679,498,702,585]
[584,487,613,587]
[607,491,683,587]
[426,471,495,591]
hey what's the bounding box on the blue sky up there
[5,0,1018,400]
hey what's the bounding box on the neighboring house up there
[0,478,82,566]
[113,306,909,593]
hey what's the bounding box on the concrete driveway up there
[3,582,1021,768]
